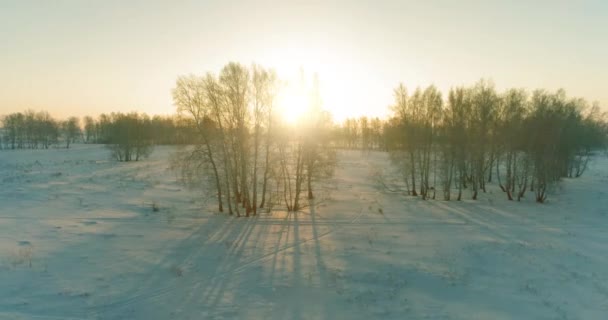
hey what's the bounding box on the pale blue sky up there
[1,0,606,121]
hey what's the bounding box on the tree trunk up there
[409,151,417,196]
[260,118,272,208]
[252,125,260,215]
[202,135,223,213]
[307,169,313,199]
[496,153,506,192]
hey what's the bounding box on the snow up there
[1,145,607,319]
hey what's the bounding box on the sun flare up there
[275,68,314,124]
[261,46,359,123]
[278,89,308,123]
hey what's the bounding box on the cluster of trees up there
[332,117,385,150]
[1,110,81,150]
[3,73,605,206]
[386,80,607,203]
[82,114,196,145]
[172,62,335,216]
[83,113,197,161]
[104,113,155,162]
[1,110,198,162]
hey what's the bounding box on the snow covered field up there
[1,145,607,319]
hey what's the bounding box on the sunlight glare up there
[278,87,308,124]
[261,45,354,123]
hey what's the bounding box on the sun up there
[278,85,308,123]
[259,44,378,123]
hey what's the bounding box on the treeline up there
[82,113,196,145]
[172,62,335,216]
[0,110,80,150]
[385,80,607,203]
[1,111,197,156]
[332,117,386,150]
[3,74,606,205]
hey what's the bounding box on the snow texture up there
[0,145,607,319]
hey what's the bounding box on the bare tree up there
[62,117,81,148]
[83,116,96,143]
[250,65,278,214]
[173,74,225,212]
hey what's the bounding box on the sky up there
[0,0,607,122]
